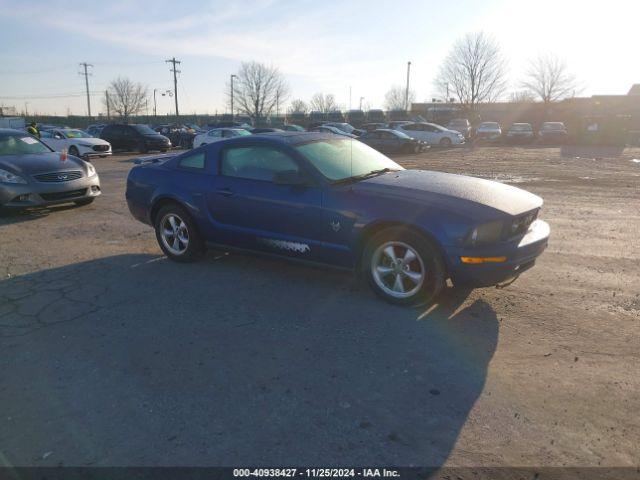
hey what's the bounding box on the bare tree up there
[384,85,415,111]
[435,32,507,109]
[509,90,536,103]
[521,53,580,103]
[104,77,147,120]
[289,99,308,113]
[309,93,338,113]
[230,61,289,124]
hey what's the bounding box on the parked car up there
[40,128,112,160]
[322,122,361,135]
[367,109,386,123]
[387,121,413,130]
[126,132,549,306]
[251,128,285,134]
[446,118,472,138]
[394,122,465,146]
[505,123,535,143]
[345,109,366,127]
[361,123,387,133]
[282,124,305,132]
[86,124,106,137]
[100,124,171,153]
[205,121,252,130]
[359,129,427,154]
[475,122,502,142]
[538,122,568,144]
[310,125,357,138]
[326,111,345,122]
[193,128,251,148]
[154,125,196,149]
[0,129,101,212]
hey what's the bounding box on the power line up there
[79,62,93,117]
[166,57,181,116]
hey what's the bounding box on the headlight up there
[466,220,504,246]
[0,168,27,184]
[85,162,96,177]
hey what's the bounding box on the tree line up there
[103,31,580,122]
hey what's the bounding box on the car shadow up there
[0,253,498,467]
[0,204,81,225]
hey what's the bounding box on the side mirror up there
[273,170,309,186]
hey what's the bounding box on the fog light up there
[461,256,507,264]
[91,186,100,193]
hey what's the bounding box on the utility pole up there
[359,97,364,110]
[105,90,110,120]
[79,62,93,117]
[165,57,181,117]
[230,74,237,119]
[24,102,29,117]
[349,86,352,110]
[153,88,158,117]
[405,61,412,112]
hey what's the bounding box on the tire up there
[74,198,94,207]
[68,146,80,158]
[362,227,445,306]
[439,137,452,147]
[138,141,148,154]
[154,203,205,262]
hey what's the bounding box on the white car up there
[40,128,112,159]
[310,125,357,138]
[393,122,465,146]
[193,128,251,148]
[475,121,502,142]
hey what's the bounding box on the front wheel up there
[439,137,452,147]
[154,204,205,262]
[362,228,445,306]
[69,146,80,158]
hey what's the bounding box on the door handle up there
[216,188,234,197]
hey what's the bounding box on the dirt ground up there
[0,145,638,468]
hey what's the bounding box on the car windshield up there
[232,129,251,136]
[296,139,403,182]
[328,123,354,134]
[62,129,91,138]
[0,133,51,155]
[449,120,468,126]
[511,124,532,131]
[391,130,411,139]
[542,122,565,130]
[133,124,157,135]
[480,122,499,128]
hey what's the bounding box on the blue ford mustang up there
[126,132,549,305]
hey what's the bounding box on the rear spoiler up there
[133,153,178,165]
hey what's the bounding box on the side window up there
[40,130,53,139]
[403,124,416,131]
[382,132,395,139]
[123,127,135,137]
[178,151,206,169]
[208,130,221,137]
[221,146,299,182]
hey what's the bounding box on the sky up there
[0,0,638,117]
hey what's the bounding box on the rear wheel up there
[154,204,205,262]
[362,227,445,306]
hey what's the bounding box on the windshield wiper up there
[332,168,396,185]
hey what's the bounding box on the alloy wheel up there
[160,213,189,255]
[371,241,425,299]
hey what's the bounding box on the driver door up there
[207,144,324,261]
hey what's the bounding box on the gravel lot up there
[1,145,638,467]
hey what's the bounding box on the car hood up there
[71,137,110,146]
[353,169,542,216]
[143,134,170,141]
[0,152,86,176]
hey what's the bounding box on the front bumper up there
[0,175,101,208]
[447,220,550,287]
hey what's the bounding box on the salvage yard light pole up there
[405,60,412,112]
[230,74,237,120]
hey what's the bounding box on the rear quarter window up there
[178,151,206,169]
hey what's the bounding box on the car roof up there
[0,128,31,136]
[221,131,335,145]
